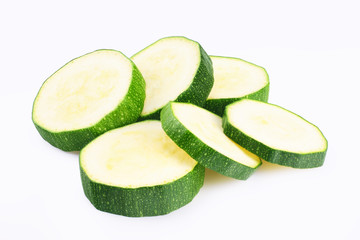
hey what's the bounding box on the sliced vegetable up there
[161,102,261,180]
[223,99,327,168]
[131,36,214,120]
[32,50,145,151]
[204,56,269,116]
[80,120,204,217]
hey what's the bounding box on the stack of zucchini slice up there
[32,36,327,217]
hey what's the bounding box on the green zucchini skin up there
[32,61,145,151]
[160,102,261,180]
[80,162,205,217]
[204,83,269,116]
[222,108,327,169]
[137,37,214,120]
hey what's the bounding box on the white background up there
[1,0,359,239]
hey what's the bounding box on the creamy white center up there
[80,121,197,188]
[132,38,199,116]
[227,100,327,153]
[208,56,268,99]
[33,50,132,131]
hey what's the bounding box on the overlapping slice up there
[131,36,214,119]
[80,120,204,217]
[161,102,261,180]
[204,56,269,116]
[32,50,145,151]
[223,99,328,168]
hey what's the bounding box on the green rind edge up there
[80,161,205,217]
[160,102,261,180]
[204,83,269,116]
[222,101,328,169]
[135,37,214,120]
[32,52,146,151]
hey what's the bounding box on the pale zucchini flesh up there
[80,121,204,217]
[32,50,145,151]
[223,99,327,168]
[161,102,261,180]
[208,56,268,99]
[132,36,214,119]
[34,50,132,131]
[81,121,197,188]
[204,56,269,116]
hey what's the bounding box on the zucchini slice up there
[161,102,261,180]
[32,50,145,151]
[223,99,328,168]
[80,120,204,217]
[204,56,269,116]
[131,36,214,120]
